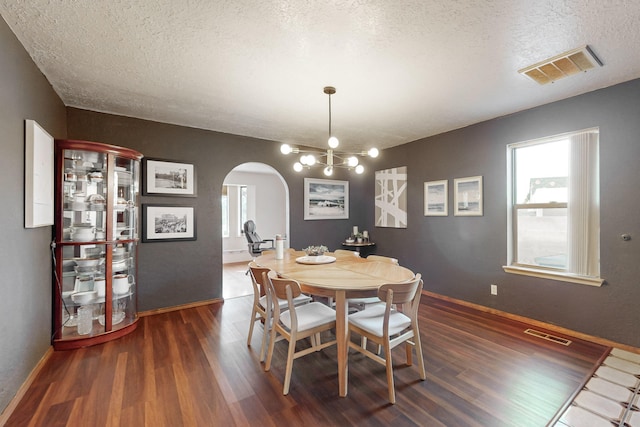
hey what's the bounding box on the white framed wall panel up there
[24,119,54,228]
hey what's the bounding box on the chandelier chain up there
[328,91,332,138]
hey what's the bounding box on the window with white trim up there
[239,185,247,236]
[222,185,229,238]
[504,128,602,286]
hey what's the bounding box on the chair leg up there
[405,341,413,366]
[413,330,427,380]
[314,332,322,350]
[259,317,269,362]
[265,324,278,372]
[283,337,297,395]
[384,342,396,404]
[247,308,258,346]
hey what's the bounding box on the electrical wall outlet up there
[490,284,498,295]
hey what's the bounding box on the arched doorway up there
[221,162,289,299]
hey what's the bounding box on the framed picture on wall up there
[142,204,197,242]
[304,178,349,220]
[453,176,483,216]
[143,158,196,197]
[24,119,54,228]
[424,180,448,216]
[375,166,408,228]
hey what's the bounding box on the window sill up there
[502,265,604,287]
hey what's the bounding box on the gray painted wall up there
[372,79,640,347]
[0,17,67,415]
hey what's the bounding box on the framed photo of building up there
[304,178,349,220]
[424,180,448,216]
[143,158,196,197]
[454,176,483,216]
[142,204,197,242]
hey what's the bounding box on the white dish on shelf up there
[98,311,125,326]
[112,259,128,271]
[72,257,103,268]
[70,232,95,242]
[71,290,97,304]
[71,202,88,211]
[62,312,78,327]
[295,255,337,265]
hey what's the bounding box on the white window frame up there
[238,185,247,237]
[503,128,603,286]
[221,185,230,238]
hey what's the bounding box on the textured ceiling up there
[2,1,640,152]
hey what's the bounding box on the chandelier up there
[280,86,379,176]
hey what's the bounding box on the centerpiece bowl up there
[303,245,328,257]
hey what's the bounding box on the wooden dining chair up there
[334,249,361,258]
[366,254,399,264]
[347,254,400,311]
[264,271,337,395]
[247,262,311,362]
[347,274,425,404]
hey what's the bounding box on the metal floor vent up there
[524,328,572,346]
[518,45,602,85]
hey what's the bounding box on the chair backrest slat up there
[334,249,360,258]
[265,270,302,331]
[367,255,399,265]
[248,262,270,297]
[267,272,302,300]
[378,273,422,339]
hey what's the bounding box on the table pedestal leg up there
[335,290,348,397]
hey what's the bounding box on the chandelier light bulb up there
[293,162,303,172]
[368,147,379,158]
[323,166,333,176]
[280,144,293,154]
[328,136,339,149]
[299,154,314,166]
[355,164,364,174]
[347,156,359,167]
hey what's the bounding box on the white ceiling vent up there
[519,45,603,85]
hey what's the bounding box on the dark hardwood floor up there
[5,289,609,427]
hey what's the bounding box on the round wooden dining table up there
[256,250,415,397]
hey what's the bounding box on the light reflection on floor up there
[223,261,253,299]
